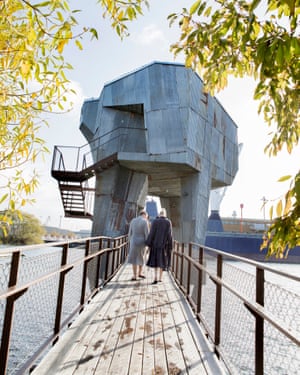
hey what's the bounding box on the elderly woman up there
[127,210,149,281]
[145,208,173,284]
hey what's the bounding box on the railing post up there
[175,241,179,280]
[255,267,264,375]
[51,146,57,171]
[180,243,184,286]
[123,237,128,263]
[104,238,111,282]
[111,239,116,276]
[80,240,91,309]
[96,238,102,287]
[214,254,223,353]
[53,244,72,344]
[187,243,192,297]
[119,237,123,264]
[0,251,27,375]
[197,246,203,314]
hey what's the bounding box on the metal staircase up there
[57,180,94,219]
[51,146,118,220]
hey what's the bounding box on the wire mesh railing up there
[171,241,300,375]
[1,238,299,375]
[0,236,128,375]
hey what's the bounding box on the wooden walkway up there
[32,265,225,375]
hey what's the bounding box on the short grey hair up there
[159,208,167,217]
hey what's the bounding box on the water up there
[227,261,300,295]
[0,245,86,374]
[220,260,300,374]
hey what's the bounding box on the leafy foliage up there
[168,0,300,258]
[1,0,298,256]
[0,211,45,245]
[0,0,97,223]
[261,171,300,258]
[98,0,149,37]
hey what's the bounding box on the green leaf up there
[190,0,201,15]
[278,175,291,182]
[89,28,98,39]
[0,194,8,204]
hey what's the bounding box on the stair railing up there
[52,126,147,175]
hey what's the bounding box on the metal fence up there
[1,238,299,375]
[171,241,300,375]
[0,236,128,375]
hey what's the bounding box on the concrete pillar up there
[92,165,148,237]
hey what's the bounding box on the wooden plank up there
[127,286,147,374]
[164,278,208,375]
[32,268,123,374]
[151,281,169,375]
[158,280,188,374]
[141,276,156,374]
[93,275,141,373]
[68,284,131,374]
[165,275,224,375]
[76,267,139,374]
[32,265,225,375]
[106,281,144,374]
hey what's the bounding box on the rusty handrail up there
[0,235,128,375]
[170,240,300,374]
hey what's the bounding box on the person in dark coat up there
[145,208,173,284]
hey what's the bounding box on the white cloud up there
[133,24,169,47]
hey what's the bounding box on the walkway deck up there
[32,265,225,375]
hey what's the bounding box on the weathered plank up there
[32,264,225,375]
[158,282,187,374]
[105,282,143,374]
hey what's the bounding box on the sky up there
[21,0,299,231]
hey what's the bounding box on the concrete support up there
[92,165,148,236]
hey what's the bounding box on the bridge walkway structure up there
[32,264,223,375]
[0,236,299,375]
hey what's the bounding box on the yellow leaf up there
[278,175,291,182]
[21,61,31,77]
[276,200,282,217]
[269,205,273,219]
[57,40,66,53]
[75,40,83,50]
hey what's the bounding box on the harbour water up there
[230,261,300,295]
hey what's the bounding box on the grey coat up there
[127,216,149,265]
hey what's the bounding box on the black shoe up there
[151,280,158,285]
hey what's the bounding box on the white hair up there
[159,208,167,217]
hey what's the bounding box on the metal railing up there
[1,238,299,375]
[170,241,300,375]
[0,235,128,375]
[51,126,147,174]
